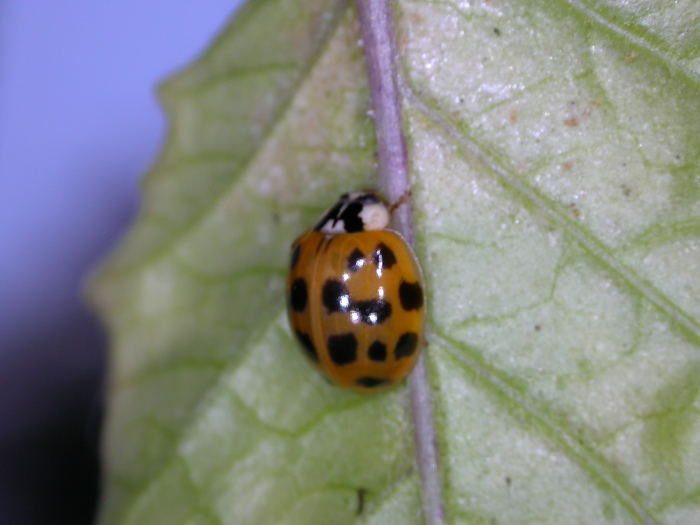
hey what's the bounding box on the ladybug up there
[287,191,426,393]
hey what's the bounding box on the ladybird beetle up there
[287,192,426,393]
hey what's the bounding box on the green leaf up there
[89,0,700,523]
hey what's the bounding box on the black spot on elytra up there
[399,280,423,311]
[347,248,365,272]
[354,299,391,325]
[290,244,301,270]
[394,332,418,359]
[294,330,318,362]
[368,341,387,361]
[356,377,392,388]
[328,333,357,365]
[290,278,308,312]
[372,243,397,270]
[322,279,350,313]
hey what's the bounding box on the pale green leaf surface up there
[90,0,700,523]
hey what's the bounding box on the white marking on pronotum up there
[359,202,391,231]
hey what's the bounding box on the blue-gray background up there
[0,2,243,523]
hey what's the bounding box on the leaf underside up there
[89,0,700,524]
